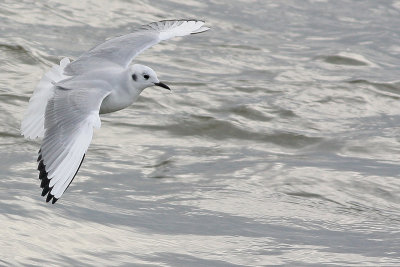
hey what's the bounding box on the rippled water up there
[1,0,400,266]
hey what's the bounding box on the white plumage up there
[21,19,209,203]
[21,57,70,139]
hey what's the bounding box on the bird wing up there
[64,19,209,75]
[21,57,71,139]
[38,81,111,203]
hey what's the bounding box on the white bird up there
[21,19,209,204]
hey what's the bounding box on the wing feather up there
[64,19,209,75]
[21,58,71,139]
[39,83,111,203]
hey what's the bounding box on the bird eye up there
[143,74,150,80]
[132,74,137,81]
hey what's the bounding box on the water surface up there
[1,0,400,266]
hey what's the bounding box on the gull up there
[21,19,209,204]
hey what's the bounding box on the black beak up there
[154,82,171,90]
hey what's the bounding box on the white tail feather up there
[21,58,70,139]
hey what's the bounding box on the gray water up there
[1,0,400,266]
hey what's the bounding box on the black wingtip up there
[38,160,44,171]
[37,150,86,205]
[38,149,58,204]
[46,192,53,203]
[41,184,50,196]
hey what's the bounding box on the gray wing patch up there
[39,83,111,202]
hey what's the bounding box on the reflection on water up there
[1,0,400,266]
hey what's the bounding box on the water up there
[1,0,400,266]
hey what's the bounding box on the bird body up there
[21,19,209,203]
[58,66,140,114]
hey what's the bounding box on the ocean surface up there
[1,0,400,266]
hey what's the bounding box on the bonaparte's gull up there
[21,19,209,204]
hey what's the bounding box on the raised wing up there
[64,19,209,75]
[21,58,71,139]
[38,82,111,203]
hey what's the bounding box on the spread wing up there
[38,81,111,204]
[21,58,71,139]
[64,19,209,75]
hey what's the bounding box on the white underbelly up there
[99,90,140,114]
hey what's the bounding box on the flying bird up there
[21,19,209,204]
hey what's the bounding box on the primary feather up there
[64,19,209,75]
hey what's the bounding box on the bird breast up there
[99,86,140,114]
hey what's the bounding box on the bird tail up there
[21,58,70,139]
